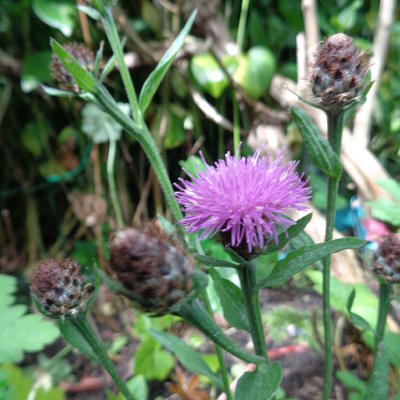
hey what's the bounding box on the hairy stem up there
[322,111,344,400]
[375,280,391,354]
[179,300,265,364]
[72,313,133,400]
[238,262,268,360]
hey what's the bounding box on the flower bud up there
[109,223,194,315]
[311,33,367,110]
[31,259,88,316]
[373,234,400,283]
[51,42,93,92]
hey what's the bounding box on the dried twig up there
[301,0,319,69]
[353,0,396,148]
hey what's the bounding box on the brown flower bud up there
[31,259,89,316]
[51,42,93,92]
[373,234,400,283]
[311,33,368,110]
[109,223,194,315]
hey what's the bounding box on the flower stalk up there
[71,313,134,400]
[238,262,268,360]
[374,279,391,354]
[322,110,344,400]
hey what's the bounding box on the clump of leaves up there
[0,274,59,363]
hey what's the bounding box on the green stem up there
[201,292,232,400]
[322,111,344,400]
[102,8,142,125]
[179,300,265,364]
[107,138,125,229]
[71,313,134,400]
[238,263,268,360]
[236,0,250,52]
[375,280,391,354]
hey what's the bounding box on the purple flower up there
[175,150,311,253]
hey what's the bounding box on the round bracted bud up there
[51,42,93,92]
[311,33,368,110]
[32,259,89,316]
[373,234,400,284]
[109,223,194,315]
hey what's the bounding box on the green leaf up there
[139,11,196,113]
[50,39,98,93]
[307,271,379,328]
[0,274,17,307]
[257,238,366,288]
[32,0,76,36]
[336,0,363,30]
[291,106,342,178]
[41,85,74,97]
[366,198,400,226]
[235,362,282,400]
[0,364,32,400]
[260,213,313,255]
[336,371,366,394]
[57,318,99,362]
[39,160,66,177]
[81,103,129,143]
[36,387,66,400]
[108,374,148,400]
[163,106,186,149]
[179,156,206,178]
[209,268,249,331]
[149,329,224,389]
[126,375,148,400]
[77,5,101,20]
[194,254,239,269]
[21,52,52,92]
[191,53,237,98]
[362,342,389,400]
[0,275,59,363]
[377,178,400,201]
[133,335,174,381]
[346,289,373,332]
[234,47,276,100]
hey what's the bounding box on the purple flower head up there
[175,149,311,254]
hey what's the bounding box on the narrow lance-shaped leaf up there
[149,329,224,390]
[194,253,239,269]
[346,288,374,333]
[259,213,313,255]
[50,39,98,94]
[57,318,99,362]
[291,106,342,178]
[139,11,197,113]
[257,238,366,289]
[209,268,249,331]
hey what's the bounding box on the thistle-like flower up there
[373,234,400,283]
[311,33,368,110]
[31,259,90,317]
[175,150,311,256]
[51,42,93,91]
[108,223,194,315]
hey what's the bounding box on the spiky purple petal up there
[175,150,311,253]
